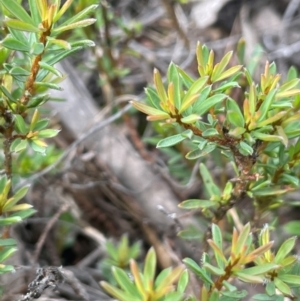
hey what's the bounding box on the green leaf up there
[242,263,279,275]
[43,47,82,68]
[167,62,181,110]
[179,199,216,209]
[237,38,246,64]
[222,290,248,300]
[274,236,296,264]
[266,282,276,296]
[14,115,28,134]
[278,274,300,286]
[112,267,139,296]
[253,294,278,301]
[226,98,244,127]
[131,101,169,120]
[199,163,221,197]
[69,39,95,48]
[251,131,285,144]
[211,224,224,268]
[180,76,209,113]
[0,247,17,262]
[29,140,46,154]
[181,129,193,138]
[202,128,219,137]
[239,141,253,155]
[0,264,15,274]
[256,111,287,127]
[181,114,200,124]
[32,119,49,131]
[185,143,217,159]
[284,221,300,236]
[34,82,62,91]
[235,223,251,255]
[155,267,172,287]
[5,19,39,32]
[177,269,189,293]
[28,0,41,25]
[0,85,17,103]
[213,65,242,82]
[177,228,203,240]
[177,65,194,88]
[9,66,31,77]
[257,89,277,122]
[212,51,233,82]
[30,42,44,55]
[163,292,184,301]
[249,83,257,116]
[214,81,240,93]
[182,258,213,285]
[195,94,227,116]
[203,262,224,276]
[145,87,161,110]
[276,89,300,99]
[157,131,190,148]
[53,0,74,23]
[38,61,63,77]
[279,78,300,92]
[0,216,22,226]
[10,208,36,219]
[234,272,264,283]
[101,281,137,301]
[105,241,118,262]
[4,203,33,212]
[38,129,60,138]
[1,36,30,52]
[0,0,34,25]
[0,238,17,246]
[13,185,30,203]
[47,38,71,50]
[52,18,97,33]
[287,66,297,81]
[60,4,98,26]
[209,290,220,301]
[27,94,50,108]
[274,277,293,297]
[144,247,156,290]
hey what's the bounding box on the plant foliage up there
[0,0,96,277]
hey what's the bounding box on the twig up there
[33,204,70,263]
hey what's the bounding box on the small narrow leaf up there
[5,19,40,32]
[274,277,293,297]
[211,51,233,82]
[52,18,97,33]
[157,131,190,148]
[60,4,98,26]
[185,144,217,159]
[182,258,213,285]
[199,163,221,197]
[0,0,34,25]
[195,94,227,116]
[274,236,297,264]
[180,114,200,124]
[14,115,28,134]
[0,247,17,262]
[213,65,242,82]
[179,199,216,209]
[203,262,224,276]
[144,247,156,290]
[1,36,30,52]
[257,89,277,122]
